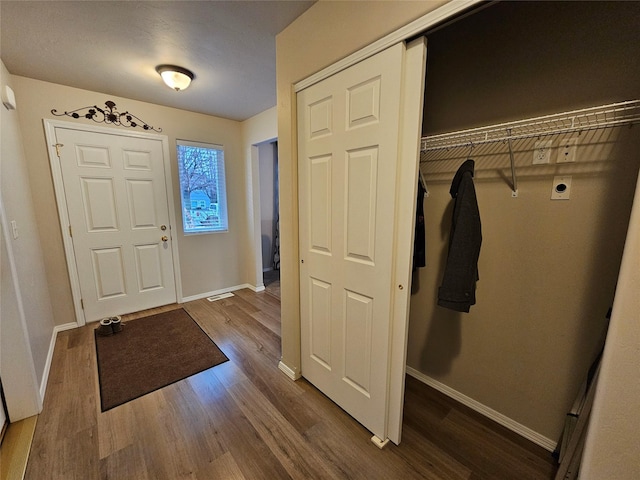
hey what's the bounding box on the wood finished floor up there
[1,415,37,480]
[263,270,281,299]
[25,289,557,479]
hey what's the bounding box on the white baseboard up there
[181,283,263,303]
[406,366,557,452]
[278,361,300,380]
[247,283,266,293]
[40,322,78,401]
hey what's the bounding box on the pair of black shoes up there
[96,316,123,336]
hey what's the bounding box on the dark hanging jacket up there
[438,159,482,313]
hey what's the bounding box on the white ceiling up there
[0,0,315,121]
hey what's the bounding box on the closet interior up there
[405,0,640,453]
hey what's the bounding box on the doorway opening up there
[44,120,180,325]
[258,141,280,298]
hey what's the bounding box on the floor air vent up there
[207,292,235,302]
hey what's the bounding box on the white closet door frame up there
[386,36,428,442]
[43,119,182,327]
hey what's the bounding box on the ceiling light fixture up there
[156,65,194,91]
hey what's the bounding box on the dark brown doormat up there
[95,308,228,411]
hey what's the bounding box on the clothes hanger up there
[466,142,475,160]
[418,165,429,197]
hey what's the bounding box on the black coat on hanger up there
[413,178,426,271]
[438,159,482,313]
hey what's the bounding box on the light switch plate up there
[10,220,19,239]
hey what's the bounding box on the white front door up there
[297,40,427,443]
[53,127,176,322]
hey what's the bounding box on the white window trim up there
[176,139,229,235]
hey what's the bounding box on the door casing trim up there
[43,119,182,326]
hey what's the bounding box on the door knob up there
[161,236,168,242]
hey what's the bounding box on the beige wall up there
[10,75,248,323]
[1,60,50,418]
[276,0,448,378]
[409,1,640,442]
[240,106,278,289]
[276,0,640,447]
[1,63,56,387]
[580,173,640,479]
[241,106,277,144]
[1,217,41,420]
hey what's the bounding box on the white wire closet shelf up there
[421,100,640,152]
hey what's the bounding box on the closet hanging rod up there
[421,100,640,152]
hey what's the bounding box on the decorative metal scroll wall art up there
[51,100,162,132]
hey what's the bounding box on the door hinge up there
[54,143,64,157]
[69,225,73,237]
[80,299,84,310]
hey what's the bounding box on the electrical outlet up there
[551,176,572,200]
[533,139,553,164]
[557,137,578,163]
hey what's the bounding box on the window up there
[176,140,228,234]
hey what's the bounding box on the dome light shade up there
[156,65,194,91]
